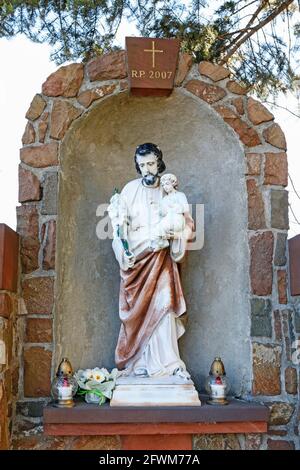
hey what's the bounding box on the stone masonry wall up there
[0,290,18,450]
[0,225,19,450]
[11,52,299,449]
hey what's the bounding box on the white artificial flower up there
[99,367,110,380]
[109,368,119,380]
[83,369,94,381]
[74,367,118,395]
[74,369,85,380]
[91,367,106,383]
[74,369,89,389]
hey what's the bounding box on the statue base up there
[110,376,201,407]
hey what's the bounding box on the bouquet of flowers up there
[74,367,118,405]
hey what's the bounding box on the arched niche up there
[55,89,250,394]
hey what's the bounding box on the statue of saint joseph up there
[108,143,194,380]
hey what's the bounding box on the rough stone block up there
[25,318,52,343]
[185,80,226,104]
[226,80,248,95]
[20,142,59,168]
[274,233,287,266]
[288,234,300,296]
[0,380,9,449]
[252,342,281,395]
[214,105,261,147]
[22,277,54,315]
[25,94,46,121]
[282,309,295,362]
[231,97,244,115]
[0,339,6,365]
[247,97,274,125]
[268,402,295,425]
[247,179,265,229]
[294,303,300,333]
[42,63,84,97]
[11,365,19,396]
[120,80,128,91]
[193,434,240,450]
[277,270,287,304]
[50,100,82,140]
[38,112,49,143]
[250,232,273,295]
[18,166,41,203]
[251,298,272,337]
[268,429,287,436]
[77,84,116,108]
[22,122,36,145]
[16,205,39,239]
[246,153,262,176]
[41,172,58,215]
[24,347,52,397]
[267,439,295,450]
[20,236,40,274]
[87,51,127,81]
[244,434,262,450]
[16,400,46,418]
[70,436,121,450]
[263,123,287,150]
[42,220,56,270]
[0,293,12,319]
[264,152,288,186]
[285,367,297,395]
[175,53,193,86]
[271,190,289,230]
[199,61,230,81]
[273,310,282,341]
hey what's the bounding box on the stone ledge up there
[44,396,269,435]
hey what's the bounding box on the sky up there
[0,33,299,238]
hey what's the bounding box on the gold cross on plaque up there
[144,40,164,68]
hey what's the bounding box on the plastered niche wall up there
[55,89,250,394]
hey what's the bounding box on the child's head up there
[160,173,178,194]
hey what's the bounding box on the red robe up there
[115,248,186,370]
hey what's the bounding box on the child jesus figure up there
[151,173,190,250]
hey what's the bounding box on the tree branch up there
[231,0,260,16]
[219,0,294,64]
[264,100,300,118]
[225,0,267,48]
[289,174,300,200]
[289,203,300,225]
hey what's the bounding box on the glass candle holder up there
[51,358,78,408]
[205,357,230,405]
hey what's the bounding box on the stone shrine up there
[0,44,298,450]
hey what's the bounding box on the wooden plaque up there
[126,37,180,96]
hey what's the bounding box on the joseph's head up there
[134,143,166,186]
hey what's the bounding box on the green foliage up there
[0,0,299,97]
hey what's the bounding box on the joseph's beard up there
[143,173,159,186]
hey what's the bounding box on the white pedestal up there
[110,376,201,407]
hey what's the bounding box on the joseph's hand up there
[124,252,135,269]
[166,229,180,240]
[166,229,174,239]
